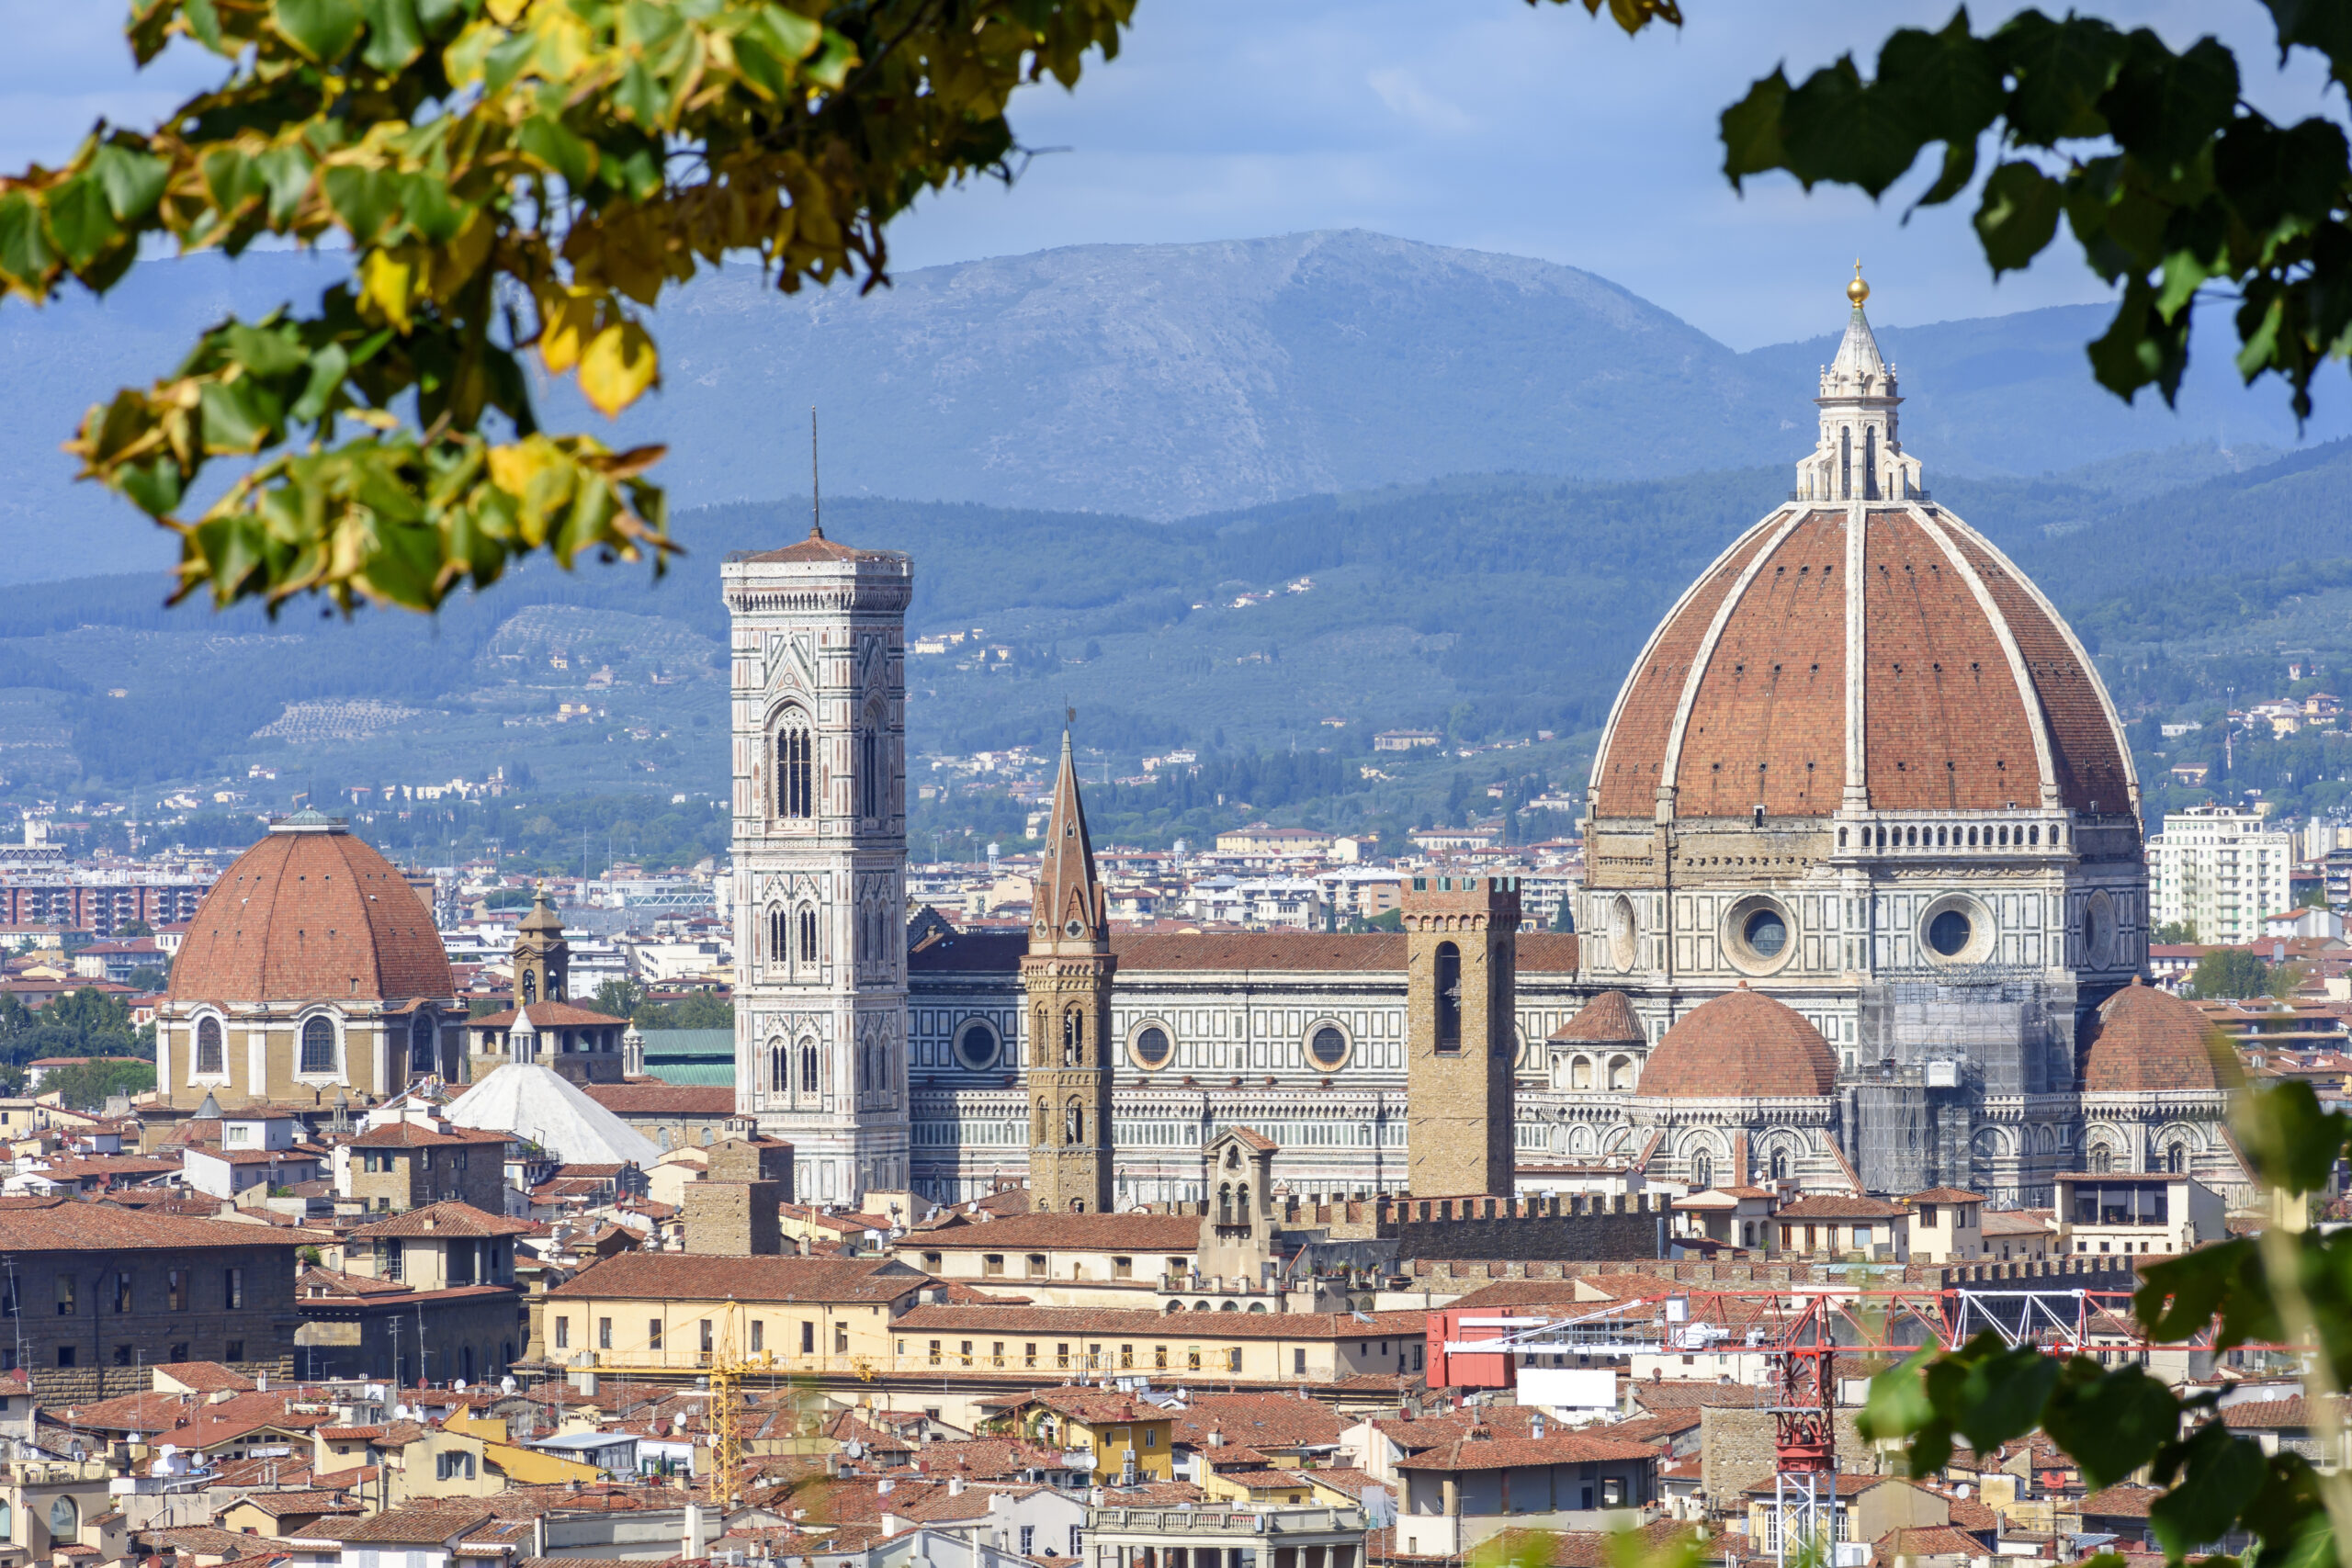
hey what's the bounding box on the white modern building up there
[2148,804,2292,945]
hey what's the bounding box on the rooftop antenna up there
[809,406,823,540]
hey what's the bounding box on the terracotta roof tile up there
[166,821,452,1005]
[914,1213,1199,1252]
[1637,987,1836,1098]
[1396,1429,1661,1472]
[1550,990,1643,1044]
[582,1085,735,1116]
[2082,980,2238,1093]
[348,1201,536,1239]
[546,1254,926,1304]
[0,1197,304,1253]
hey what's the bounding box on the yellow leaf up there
[359,246,418,332]
[486,434,561,496]
[537,286,601,376]
[578,319,658,417]
[485,0,527,23]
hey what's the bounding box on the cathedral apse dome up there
[1637,986,1838,1099]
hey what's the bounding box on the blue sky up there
[0,2,2337,349]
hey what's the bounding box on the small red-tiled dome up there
[167,812,453,1005]
[1638,985,1837,1098]
[2080,977,2236,1093]
[1552,989,1644,1044]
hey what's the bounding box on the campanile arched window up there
[776,709,814,819]
[1434,942,1462,1053]
[858,705,883,821]
[799,1042,819,1096]
[1863,424,1878,500]
[767,906,786,966]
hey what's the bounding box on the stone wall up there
[1701,1405,1881,1505]
[685,1181,785,1255]
[11,1239,300,1402]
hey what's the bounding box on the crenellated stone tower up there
[1405,874,1521,1196]
[724,524,911,1207]
[1022,728,1116,1213]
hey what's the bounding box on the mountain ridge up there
[0,230,2345,585]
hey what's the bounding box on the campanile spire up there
[1022,716,1116,1213]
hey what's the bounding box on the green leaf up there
[273,0,366,62]
[2261,0,2352,92]
[289,342,351,426]
[253,145,315,228]
[516,117,597,189]
[43,175,119,269]
[2215,117,2350,246]
[1781,57,1927,197]
[1973,161,2063,273]
[2135,1236,2257,1341]
[1721,69,1791,189]
[2041,1361,2178,1491]
[90,143,169,222]
[322,165,401,244]
[360,0,424,72]
[1915,137,1979,209]
[2236,1081,2351,1194]
[0,191,57,292]
[2150,1423,2267,1558]
[1945,1344,2061,1453]
[198,378,280,455]
[1997,10,2129,144]
[613,58,667,127]
[183,0,224,51]
[2102,32,2241,172]
[223,321,310,381]
[1876,10,2005,144]
[118,457,184,518]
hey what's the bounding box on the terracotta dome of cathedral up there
[1589,483,2133,823]
[1638,986,1837,1098]
[2079,977,2235,1093]
[168,811,453,1004]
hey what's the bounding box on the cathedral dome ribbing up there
[1588,284,2135,827]
[1637,986,1836,1098]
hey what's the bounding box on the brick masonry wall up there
[1393,1210,1662,1261]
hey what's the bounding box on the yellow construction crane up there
[705,1301,773,1512]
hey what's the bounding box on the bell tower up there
[1405,874,1521,1197]
[1022,725,1116,1214]
[514,886,569,1005]
[724,521,912,1208]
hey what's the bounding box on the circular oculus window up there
[1129,1024,1174,1069]
[1743,907,1788,958]
[1608,896,1637,971]
[1918,895,1996,964]
[952,1019,1001,1071]
[1722,895,1797,974]
[1306,1023,1351,1072]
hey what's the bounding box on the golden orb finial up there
[1847,258,1870,306]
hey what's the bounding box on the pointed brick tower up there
[1022,727,1116,1213]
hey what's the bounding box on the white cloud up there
[1365,67,1477,134]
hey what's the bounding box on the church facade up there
[728,276,2247,1215]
